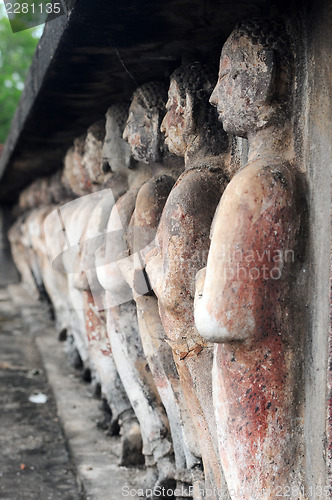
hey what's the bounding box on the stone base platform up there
[2,284,151,500]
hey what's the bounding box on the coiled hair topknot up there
[170,62,214,107]
[105,103,130,133]
[233,18,291,56]
[131,81,168,115]
[231,17,294,88]
[87,120,106,142]
[169,62,229,155]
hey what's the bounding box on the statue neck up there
[151,152,184,178]
[127,162,152,189]
[184,135,231,174]
[184,133,217,169]
[247,123,294,165]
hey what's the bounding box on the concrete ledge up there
[8,284,146,500]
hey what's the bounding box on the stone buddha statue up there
[75,106,143,464]
[145,63,231,499]
[194,19,308,499]
[96,83,177,491]
[121,79,207,497]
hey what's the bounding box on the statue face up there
[83,131,105,184]
[62,139,93,196]
[210,33,273,137]
[160,80,191,157]
[123,97,158,163]
[102,112,131,173]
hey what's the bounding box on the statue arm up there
[121,174,175,295]
[146,172,214,315]
[96,193,133,295]
[195,164,300,343]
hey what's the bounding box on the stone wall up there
[300,0,332,494]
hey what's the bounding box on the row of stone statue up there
[9,18,308,500]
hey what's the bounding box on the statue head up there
[82,120,107,185]
[161,62,229,157]
[210,18,293,138]
[62,135,96,196]
[102,103,132,173]
[48,170,73,204]
[123,82,167,163]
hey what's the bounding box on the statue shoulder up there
[166,165,227,214]
[135,174,175,214]
[224,161,304,209]
[129,174,176,232]
[108,187,140,232]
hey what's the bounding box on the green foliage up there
[0,5,41,143]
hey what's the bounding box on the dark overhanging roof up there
[0,0,271,204]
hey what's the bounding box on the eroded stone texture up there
[12,173,69,300]
[83,290,143,465]
[145,63,231,499]
[13,178,61,301]
[59,196,99,373]
[18,177,50,212]
[195,19,308,499]
[9,113,143,464]
[10,170,75,336]
[24,173,75,335]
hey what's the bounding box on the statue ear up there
[184,93,194,132]
[253,49,276,103]
[151,112,163,161]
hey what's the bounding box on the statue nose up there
[209,91,216,106]
[209,89,217,107]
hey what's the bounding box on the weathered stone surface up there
[62,136,98,198]
[82,121,107,186]
[5,283,148,500]
[18,172,73,213]
[61,196,100,371]
[301,1,332,494]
